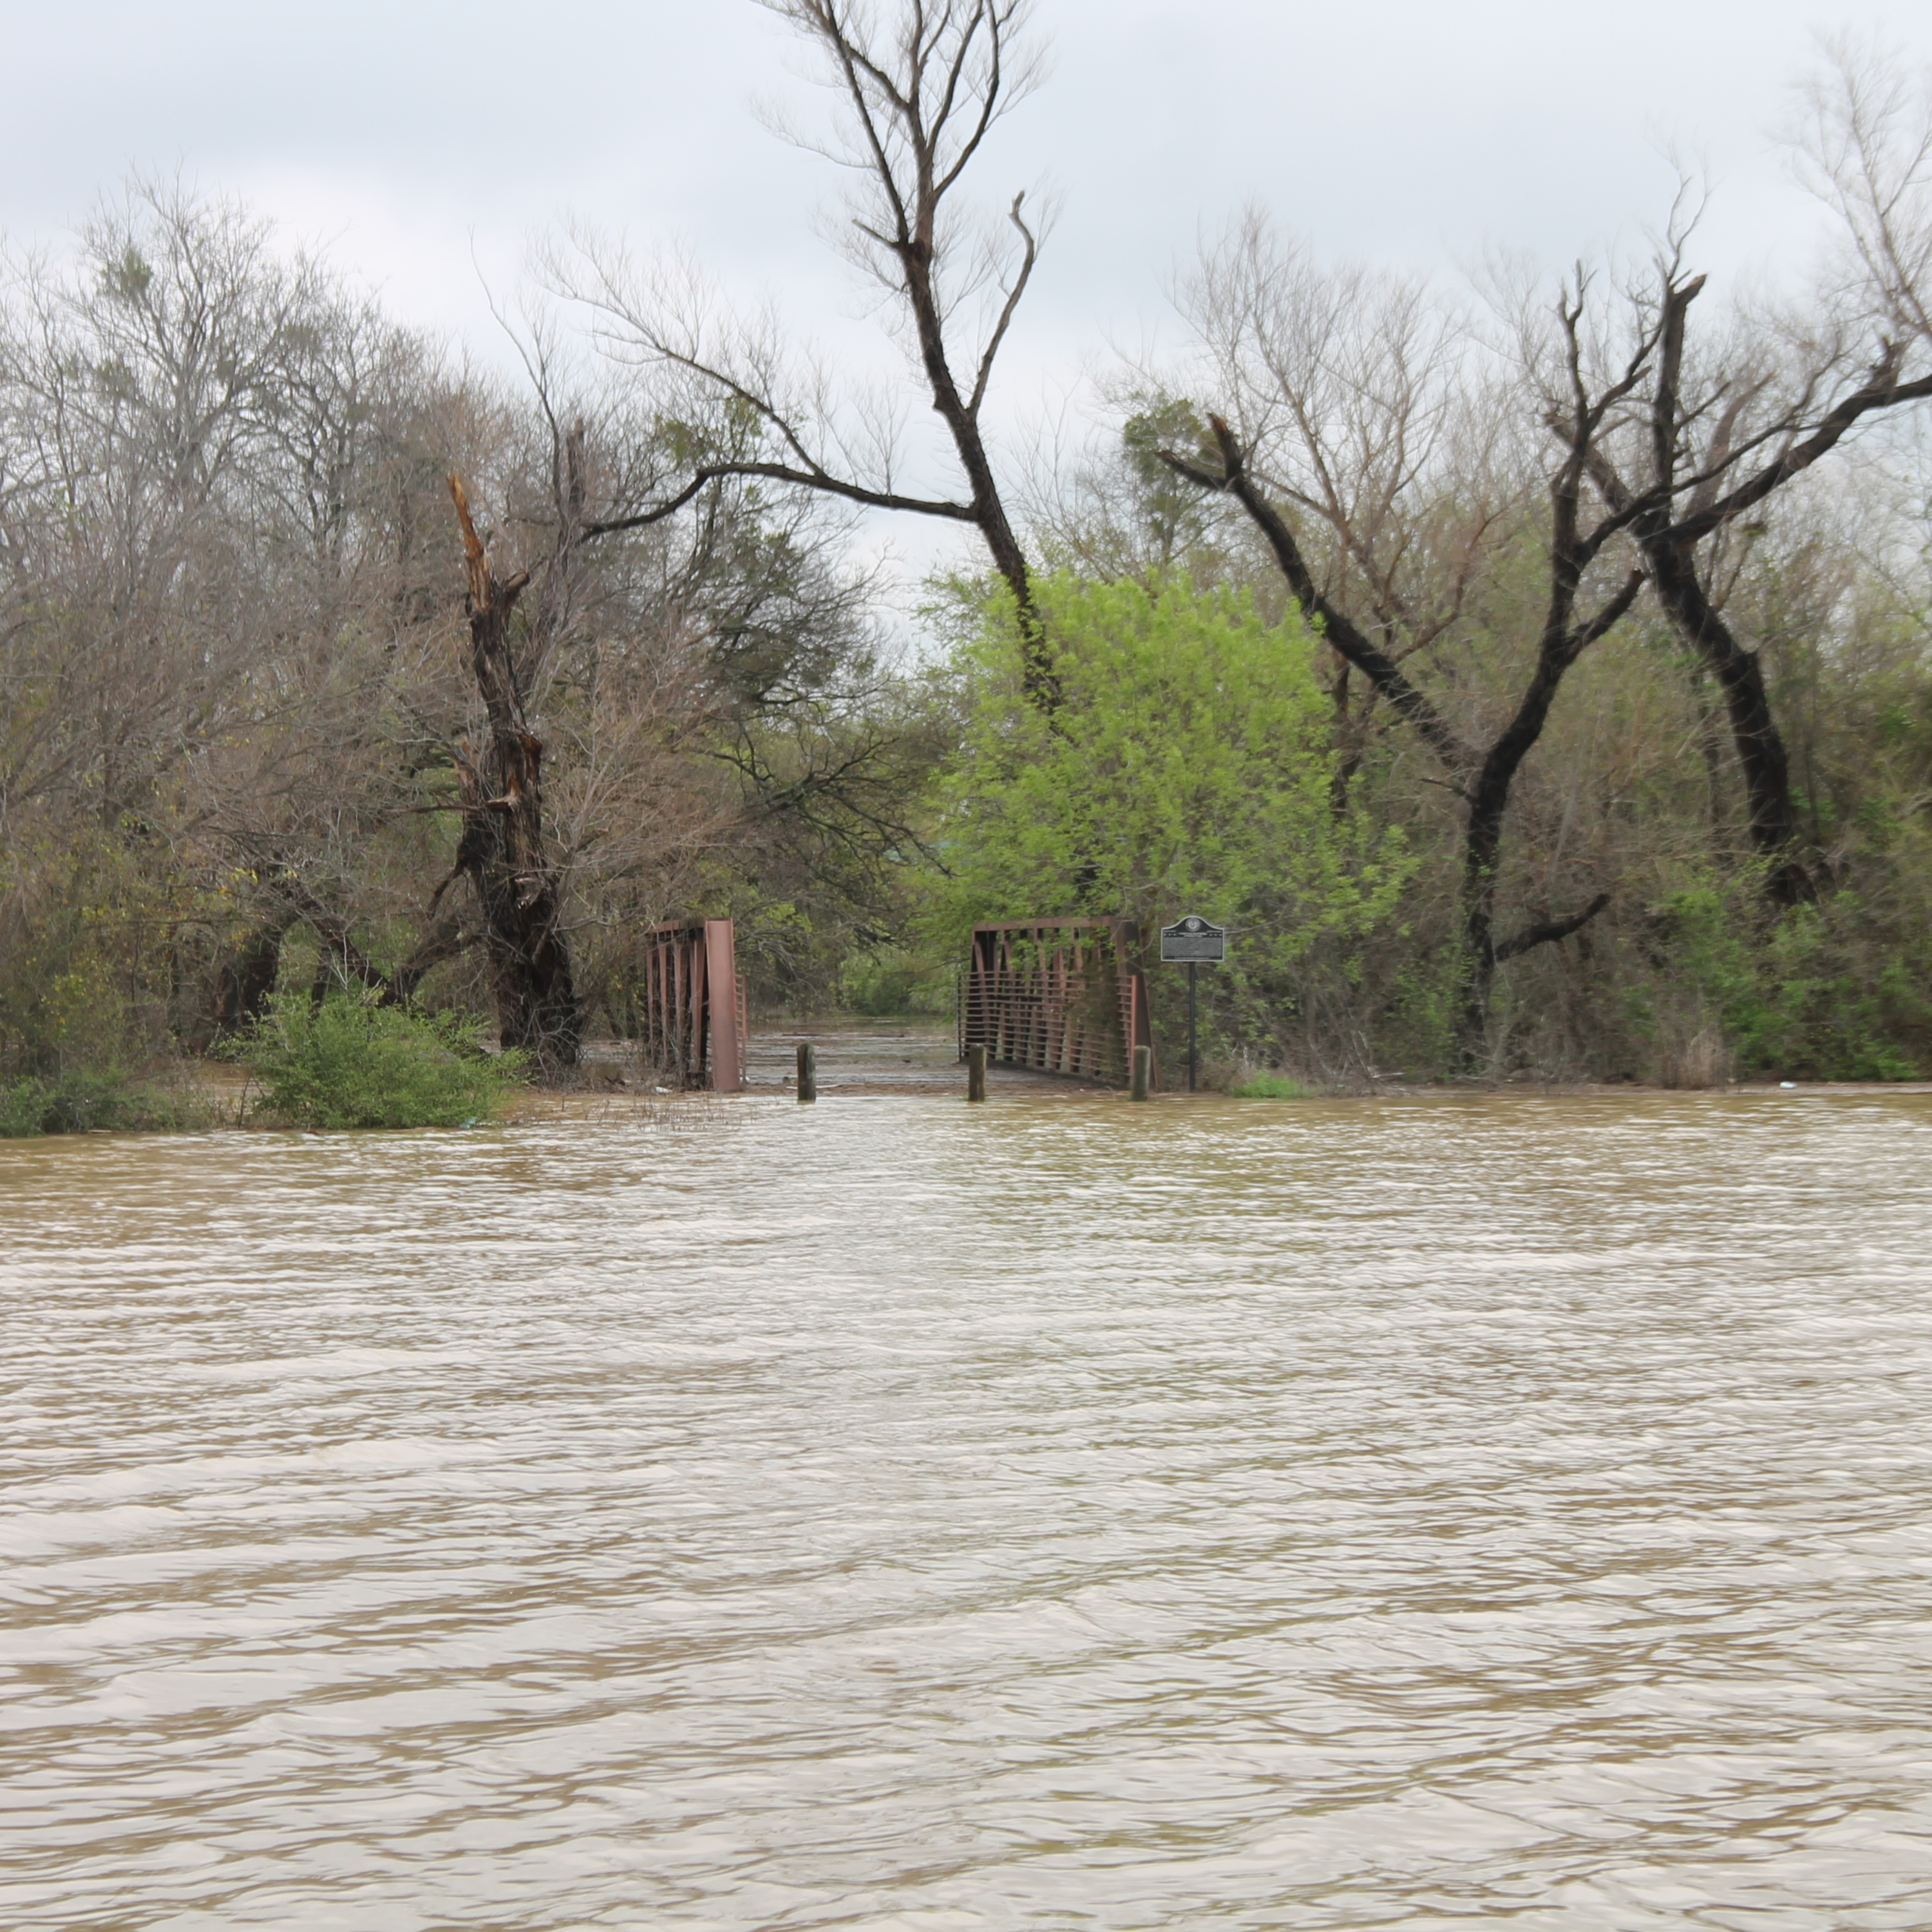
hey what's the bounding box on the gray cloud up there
[13,1,1925,589]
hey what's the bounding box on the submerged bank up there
[11,1008,1932,1141]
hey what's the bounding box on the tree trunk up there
[1160,419,1627,1065]
[448,477,580,1070]
[894,240,1057,710]
[1644,540,1814,905]
[1457,640,1585,1051]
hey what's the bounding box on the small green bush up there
[228,992,528,1131]
[1651,879,1932,1081]
[1229,1072,1316,1099]
[0,1078,49,1137]
[40,1067,135,1132]
[0,1066,207,1137]
[1,1068,133,1137]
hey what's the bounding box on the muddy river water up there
[5,1090,1932,1927]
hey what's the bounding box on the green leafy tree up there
[931,574,1412,1061]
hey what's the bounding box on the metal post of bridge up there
[967,1043,987,1102]
[796,1042,817,1104]
[703,918,743,1094]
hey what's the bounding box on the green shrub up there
[1229,1072,1316,1099]
[1652,878,1932,1081]
[934,575,1410,948]
[227,992,528,1131]
[1,1068,134,1137]
[0,1066,208,1137]
[41,1067,135,1132]
[839,945,953,1016]
[0,1078,48,1137]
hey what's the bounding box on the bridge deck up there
[746,1016,1111,1095]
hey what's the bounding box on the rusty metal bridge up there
[616,913,1153,1096]
[629,916,744,1092]
[958,918,1156,1088]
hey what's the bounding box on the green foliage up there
[935,574,1408,940]
[1736,898,1931,1079]
[35,1066,136,1132]
[227,992,529,1131]
[1229,1072,1316,1099]
[1648,875,1932,1081]
[0,1066,211,1137]
[1382,951,1466,1081]
[839,945,953,1016]
[0,829,220,1133]
[929,573,1414,1065]
[0,829,175,1079]
[1119,399,1218,567]
[0,1079,49,1136]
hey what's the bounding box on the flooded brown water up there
[5,1091,1932,1928]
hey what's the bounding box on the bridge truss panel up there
[634,916,744,1092]
[959,918,1155,1088]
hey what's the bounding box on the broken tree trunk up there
[446,475,580,1070]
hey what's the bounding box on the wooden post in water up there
[796,1042,817,1104]
[967,1043,987,1102]
[1130,1043,1151,1102]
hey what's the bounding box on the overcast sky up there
[8,1,1927,584]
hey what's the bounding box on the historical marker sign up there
[1160,914,1226,963]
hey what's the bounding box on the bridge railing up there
[959,918,1155,1087]
[630,916,744,1092]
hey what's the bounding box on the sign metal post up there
[1158,915,1227,1093]
[1188,960,1198,1092]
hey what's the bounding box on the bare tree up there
[1578,49,1932,904]
[433,475,582,1067]
[0,173,963,1084]
[423,308,920,1066]
[551,0,1057,703]
[1795,33,1932,350]
[1163,225,1645,1055]
[0,183,316,828]
[0,182,502,1062]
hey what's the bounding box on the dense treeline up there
[0,182,936,1092]
[4,4,1932,1100]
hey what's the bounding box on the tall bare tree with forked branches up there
[552,0,1059,705]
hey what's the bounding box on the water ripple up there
[3,1094,1932,1926]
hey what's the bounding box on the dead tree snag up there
[446,475,580,1069]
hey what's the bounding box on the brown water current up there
[5,1092,1932,1928]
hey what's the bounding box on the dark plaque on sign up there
[1160,915,1226,963]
